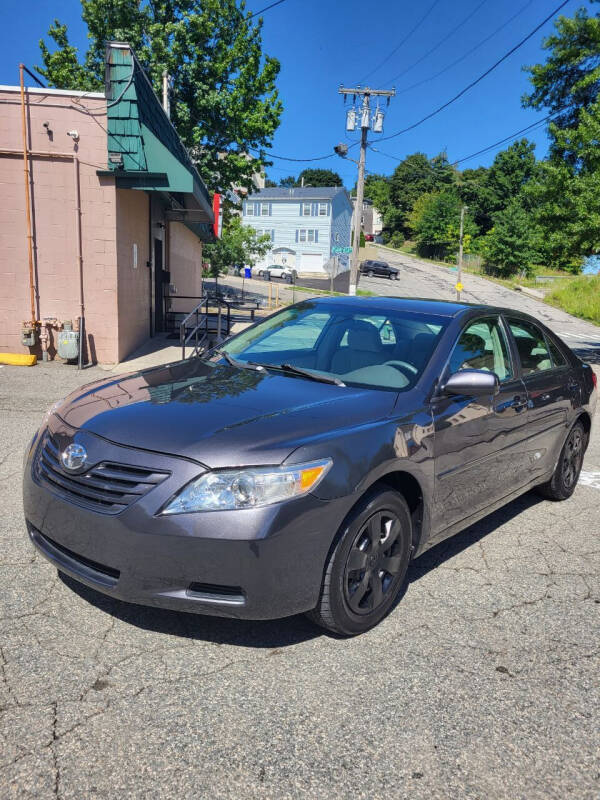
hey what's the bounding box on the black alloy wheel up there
[307,488,412,636]
[562,424,585,490]
[344,511,404,615]
[537,420,586,500]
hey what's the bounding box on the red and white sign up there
[212,193,223,238]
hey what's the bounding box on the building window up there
[253,228,274,242]
[261,202,270,216]
[302,202,311,216]
[297,229,318,243]
[319,202,328,216]
[246,203,254,215]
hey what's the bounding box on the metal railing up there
[178,291,262,360]
[180,297,227,360]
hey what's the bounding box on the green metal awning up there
[101,42,215,241]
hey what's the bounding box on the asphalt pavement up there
[1,257,599,798]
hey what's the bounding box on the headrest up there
[346,321,382,352]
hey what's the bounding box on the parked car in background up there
[365,233,374,242]
[259,266,297,282]
[24,297,596,636]
[360,260,399,280]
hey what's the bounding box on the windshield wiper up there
[278,363,346,387]
[213,350,265,372]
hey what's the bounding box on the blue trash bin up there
[244,267,252,279]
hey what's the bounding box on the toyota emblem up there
[61,443,87,471]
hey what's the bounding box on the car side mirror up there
[441,369,500,397]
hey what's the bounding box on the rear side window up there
[507,319,553,376]
[548,338,567,367]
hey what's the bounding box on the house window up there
[246,203,254,215]
[302,203,312,216]
[261,202,270,216]
[319,202,328,216]
[297,229,318,243]
[253,228,274,242]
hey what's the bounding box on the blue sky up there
[0,0,590,187]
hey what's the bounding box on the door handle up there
[511,395,528,412]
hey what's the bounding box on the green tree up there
[522,2,600,163]
[363,174,391,215]
[521,3,600,271]
[297,168,343,187]
[481,200,539,277]
[411,189,476,260]
[203,216,271,277]
[278,175,297,187]
[485,139,537,213]
[456,166,494,233]
[388,152,455,237]
[37,1,282,194]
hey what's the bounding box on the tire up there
[307,487,412,636]
[537,420,586,501]
[367,270,374,278]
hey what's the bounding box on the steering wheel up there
[385,360,419,376]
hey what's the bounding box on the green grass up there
[290,285,375,298]
[546,275,600,325]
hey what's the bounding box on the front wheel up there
[307,488,412,636]
[367,270,374,278]
[537,420,586,500]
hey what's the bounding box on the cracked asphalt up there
[1,343,600,797]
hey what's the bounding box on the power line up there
[378,0,490,88]
[246,0,288,20]
[369,110,561,167]
[249,147,335,162]
[376,0,572,143]
[452,112,560,164]
[356,0,443,86]
[396,0,536,97]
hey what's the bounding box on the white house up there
[242,187,353,274]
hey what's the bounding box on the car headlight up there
[160,458,332,514]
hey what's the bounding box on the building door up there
[430,315,530,539]
[300,252,324,273]
[154,238,165,332]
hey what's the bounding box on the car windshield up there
[209,301,448,392]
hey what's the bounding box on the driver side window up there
[449,318,512,381]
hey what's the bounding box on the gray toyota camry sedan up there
[23,297,597,635]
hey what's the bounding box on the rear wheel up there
[367,270,374,278]
[537,420,586,500]
[307,488,412,636]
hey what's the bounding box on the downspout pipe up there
[1,146,86,366]
[19,64,36,326]
[73,157,85,369]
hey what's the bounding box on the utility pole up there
[456,205,467,302]
[337,85,395,295]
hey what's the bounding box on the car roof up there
[303,295,473,317]
[299,295,554,326]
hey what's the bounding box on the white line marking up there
[557,331,599,342]
[578,470,600,490]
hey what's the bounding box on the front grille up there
[33,528,120,582]
[33,432,169,514]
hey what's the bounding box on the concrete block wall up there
[0,88,120,363]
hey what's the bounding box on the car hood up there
[56,359,397,467]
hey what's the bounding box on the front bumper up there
[23,421,351,620]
